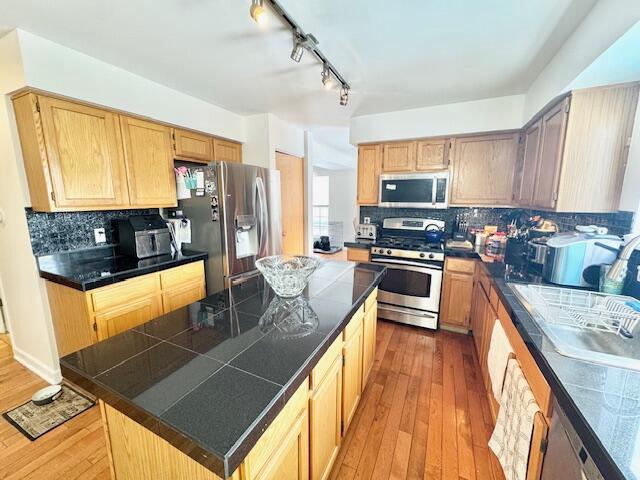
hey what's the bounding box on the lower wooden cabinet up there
[309,346,342,480]
[47,260,206,356]
[346,247,370,263]
[439,258,476,332]
[362,301,377,386]
[342,311,364,432]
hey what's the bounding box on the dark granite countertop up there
[60,260,386,478]
[480,258,639,480]
[344,240,374,249]
[37,245,208,291]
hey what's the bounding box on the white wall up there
[17,30,245,143]
[0,30,61,383]
[314,167,357,243]
[523,1,640,121]
[349,94,525,145]
[243,113,305,169]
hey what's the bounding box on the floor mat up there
[2,385,95,440]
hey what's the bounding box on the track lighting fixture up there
[321,65,333,90]
[290,35,305,63]
[249,0,267,25]
[340,85,349,106]
[250,0,350,106]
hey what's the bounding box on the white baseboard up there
[12,345,62,384]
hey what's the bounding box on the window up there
[313,175,329,238]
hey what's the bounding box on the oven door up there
[371,257,443,313]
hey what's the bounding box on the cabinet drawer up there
[364,288,378,312]
[310,336,342,392]
[347,248,370,263]
[91,274,159,313]
[160,261,204,290]
[162,280,205,313]
[446,258,476,275]
[343,305,364,341]
[243,380,308,478]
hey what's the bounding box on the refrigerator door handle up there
[256,176,269,257]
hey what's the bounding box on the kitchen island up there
[61,260,385,479]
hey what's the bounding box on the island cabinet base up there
[100,401,239,480]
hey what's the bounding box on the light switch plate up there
[94,228,106,244]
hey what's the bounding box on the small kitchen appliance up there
[115,214,172,259]
[527,237,550,268]
[378,172,448,209]
[542,232,622,287]
[355,223,377,241]
[370,218,445,329]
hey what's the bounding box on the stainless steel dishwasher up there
[541,400,604,480]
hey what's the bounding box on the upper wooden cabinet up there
[213,138,242,163]
[172,128,214,163]
[450,132,519,206]
[13,93,130,211]
[120,116,177,207]
[356,144,382,205]
[382,141,416,172]
[513,120,541,206]
[416,138,449,171]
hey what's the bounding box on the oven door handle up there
[371,257,443,272]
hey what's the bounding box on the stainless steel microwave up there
[379,172,449,209]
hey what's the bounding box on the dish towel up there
[488,358,541,480]
[487,320,514,401]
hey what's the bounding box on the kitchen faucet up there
[606,233,640,283]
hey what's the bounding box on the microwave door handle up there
[431,179,436,205]
[150,233,157,252]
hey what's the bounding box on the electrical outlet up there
[363,217,371,224]
[94,228,106,244]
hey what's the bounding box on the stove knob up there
[429,253,435,259]
[369,232,373,237]
[386,250,392,255]
[419,253,425,258]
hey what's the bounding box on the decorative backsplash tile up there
[25,208,159,256]
[359,206,635,237]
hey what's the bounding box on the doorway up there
[275,151,305,255]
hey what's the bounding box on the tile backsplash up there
[359,206,635,237]
[25,208,159,256]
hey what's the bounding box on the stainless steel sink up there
[509,283,640,371]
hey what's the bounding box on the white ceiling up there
[0,0,596,128]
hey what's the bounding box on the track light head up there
[321,65,333,90]
[290,37,304,63]
[250,0,267,25]
[340,85,349,106]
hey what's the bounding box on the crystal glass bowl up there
[255,255,319,298]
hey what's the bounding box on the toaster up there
[542,232,622,287]
[355,223,377,241]
[115,214,172,259]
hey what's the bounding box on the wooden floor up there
[0,337,110,480]
[0,321,502,480]
[329,320,504,480]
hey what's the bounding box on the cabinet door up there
[515,121,542,206]
[37,95,129,209]
[173,128,213,163]
[532,98,569,209]
[342,323,363,433]
[357,145,382,204]
[310,355,342,480]
[162,280,205,313]
[469,281,483,360]
[416,139,449,171]
[95,294,162,340]
[362,303,377,386]
[382,141,416,172]
[120,116,177,207]
[450,133,519,205]
[481,303,498,393]
[213,139,242,163]
[440,271,474,330]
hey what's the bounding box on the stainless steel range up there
[370,218,445,329]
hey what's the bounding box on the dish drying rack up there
[522,285,640,338]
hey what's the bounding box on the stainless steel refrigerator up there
[176,162,282,295]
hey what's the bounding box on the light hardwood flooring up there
[0,321,502,480]
[329,320,505,480]
[0,338,110,480]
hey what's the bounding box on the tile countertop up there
[472,252,640,480]
[60,260,386,478]
[37,245,208,291]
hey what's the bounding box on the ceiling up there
[0,0,596,127]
